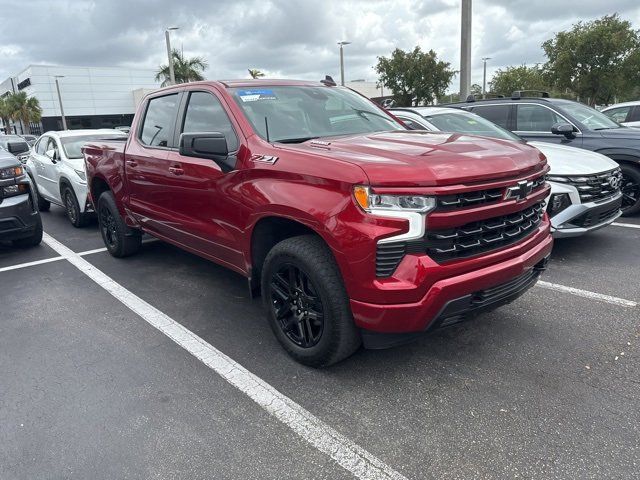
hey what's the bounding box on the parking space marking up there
[78,247,108,256]
[0,256,64,273]
[612,222,640,230]
[41,232,407,480]
[537,281,637,308]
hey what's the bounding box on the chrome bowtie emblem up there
[505,180,534,201]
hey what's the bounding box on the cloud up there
[0,0,639,93]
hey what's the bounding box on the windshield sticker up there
[237,89,277,102]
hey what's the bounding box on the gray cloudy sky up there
[1,0,639,91]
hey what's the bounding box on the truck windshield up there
[422,111,522,141]
[230,86,404,143]
[61,134,127,159]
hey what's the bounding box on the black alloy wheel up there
[99,203,119,251]
[269,263,325,348]
[65,189,79,224]
[620,171,640,214]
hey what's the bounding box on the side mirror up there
[45,149,58,161]
[7,142,28,155]
[551,122,576,138]
[179,132,234,172]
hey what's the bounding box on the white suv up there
[601,101,640,128]
[26,130,127,227]
[390,107,623,238]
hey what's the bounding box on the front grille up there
[471,268,540,308]
[376,243,406,277]
[436,174,546,210]
[421,202,544,262]
[553,170,621,203]
[573,205,620,228]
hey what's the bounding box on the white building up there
[345,80,384,99]
[1,65,160,134]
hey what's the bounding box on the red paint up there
[84,80,552,334]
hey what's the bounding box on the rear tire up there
[261,235,361,367]
[12,215,43,248]
[97,191,141,257]
[620,164,640,216]
[63,186,90,227]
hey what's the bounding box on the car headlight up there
[74,169,86,181]
[353,186,436,213]
[2,184,29,197]
[0,166,24,179]
[547,193,571,215]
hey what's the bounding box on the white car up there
[389,107,623,238]
[26,130,127,227]
[601,101,640,128]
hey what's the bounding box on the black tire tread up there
[619,164,640,216]
[64,187,90,227]
[97,191,141,257]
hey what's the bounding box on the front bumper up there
[350,223,553,340]
[0,192,40,242]
[550,192,622,238]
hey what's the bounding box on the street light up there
[481,57,491,99]
[54,76,67,130]
[337,41,351,86]
[165,27,179,85]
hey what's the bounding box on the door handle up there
[168,166,184,176]
[126,160,138,167]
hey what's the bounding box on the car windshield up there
[230,85,403,143]
[422,111,521,141]
[60,134,127,159]
[557,102,620,130]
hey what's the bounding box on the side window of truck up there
[182,91,239,152]
[140,94,179,148]
[470,104,511,129]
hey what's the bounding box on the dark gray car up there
[448,93,640,215]
[0,149,42,247]
[0,135,31,164]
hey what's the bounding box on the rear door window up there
[140,94,180,147]
[603,106,631,123]
[515,104,565,132]
[469,104,511,129]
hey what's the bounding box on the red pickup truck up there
[84,79,553,366]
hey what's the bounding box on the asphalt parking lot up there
[1,206,639,480]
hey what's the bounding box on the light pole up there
[482,57,491,98]
[165,27,179,85]
[338,41,351,86]
[54,76,67,130]
[459,0,472,100]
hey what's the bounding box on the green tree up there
[156,49,208,87]
[542,14,640,105]
[0,96,14,133]
[7,91,42,135]
[248,69,265,79]
[470,83,482,96]
[375,46,455,106]
[489,65,549,96]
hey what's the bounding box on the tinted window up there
[470,104,510,128]
[603,106,631,123]
[396,116,427,130]
[555,101,619,130]
[182,91,239,151]
[516,104,565,132]
[630,106,640,122]
[424,111,521,141]
[140,94,179,147]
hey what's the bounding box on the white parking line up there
[78,247,108,256]
[612,222,640,230]
[536,281,637,308]
[41,232,407,480]
[0,255,64,273]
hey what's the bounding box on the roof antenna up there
[264,116,270,143]
[320,75,337,86]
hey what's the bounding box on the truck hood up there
[280,131,545,187]
[595,127,640,141]
[528,141,619,175]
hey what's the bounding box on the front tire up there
[261,235,361,367]
[63,186,90,227]
[620,164,640,216]
[97,191,141,257]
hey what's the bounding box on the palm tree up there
[7,92,42,135]
[248,69,265,79]
[156,49,208,87]
[0,96,14,134]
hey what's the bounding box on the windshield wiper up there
[351,108,393,122]
[274,136,319,144]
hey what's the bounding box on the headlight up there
[0,166,24,179]
[74,169,86,181]
[547,193,571,215]
[353,185,435,213]
[2,184,28,197]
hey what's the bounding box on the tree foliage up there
[0,96,13,133]
[248,69,265,79]
[375,46,455,106]
[156,49,209,87]
[542,14,640,105]
[5,92,42,134]
[489,65,549,96]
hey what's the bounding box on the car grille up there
[572,204,621,228]
[375,243,407,277]
[552,169,621,203]
[436,174,546,210]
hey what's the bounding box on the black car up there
[448,91,640,215]
[0,149,42,247]
[0,135,31,164]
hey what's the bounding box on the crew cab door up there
[163,89,244,268]
[35,136,62,202]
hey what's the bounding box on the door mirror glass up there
[551,122,575,137]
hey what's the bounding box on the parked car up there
[601,101,640,128]
[0,135,31,163]
[25,129,127,227]
[390,107,622,238]
[20,134,38,147]
[0,148,42,247]
[447,92,640,215]
[84,80,553,366]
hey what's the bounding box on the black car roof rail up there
[465,93,506,102]
[511,90,550,99]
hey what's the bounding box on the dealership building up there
[0,65,159,135]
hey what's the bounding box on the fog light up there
[547,193,571,215]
